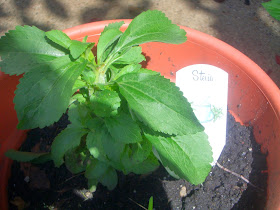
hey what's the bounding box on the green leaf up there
[103,21,125,33]
[86,129,107,161]
[100,167,118,190]
[69,40,94,59]
[88,178,98,192]
[113,46,145,64]
[113,10,186,53]
[105,112,142,143]
[51,127,88,167]
[46,30,72,49]
[5,149,51,164]
[121,147,159,174]
[97,29,122,63]
[145,132,213,185]
[72,76,87,94]
[14,56,87,129]
[81,67,96,85]
[68,102,91,128]
[116,72,203,135]
[65,147,89,174]
[114,64,142,80]
[131,138,152,164]
[0,25,67,75]
[148,196,154,210]
[90,89,121,117]
[262,0,280,20]
[71,94,87,104]
[100,129,125,170]
[85,159,118,190]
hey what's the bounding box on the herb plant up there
[1,10,213,191]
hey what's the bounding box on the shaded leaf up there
[5,149,51,164]
[14,56,87,129]
[51,127,88,167]
[145,132,213,185]
[105,112,142,143]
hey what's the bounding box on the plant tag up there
[176,64,228,165]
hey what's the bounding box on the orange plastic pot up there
[1,20,280,209]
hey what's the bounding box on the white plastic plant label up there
[176,64,228,165]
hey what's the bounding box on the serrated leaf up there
[5,149,51,164]
[105,112,142,143]
[113,10,186,53]
[262,0,280,20]
[51,127,88,167]
[0,25,67,75]
[116,72,203,135]
[145,132,213,185]
[65,148,89,174]
[90,89,121,117]
[85,159,108,179]
[86,129,107,161]
[71,94,86,104]
[69,40,93,59]
[72,76,87,94]
[103,21,125,33]
[86,159,118,190]
[99,167,118,190]
[114,46,145,64]
[14,56,87,129]
[114,64,142,80]
[97,29,122,63]
[131,138,152,164]
[121,146,159,174]
[46,30,72,49]
[100,129,125,170]
[81,67,96,85]
[68,102,91,128]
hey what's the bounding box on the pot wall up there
[1,20,280,209]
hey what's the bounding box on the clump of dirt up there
[8,113,267,209]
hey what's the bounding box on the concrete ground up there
[0,0,279,86]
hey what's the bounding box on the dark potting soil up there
[8,113,267,210]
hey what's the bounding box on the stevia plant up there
[1,10,213,191]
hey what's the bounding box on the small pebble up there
[24,176,30,183]
[179,186,187,197]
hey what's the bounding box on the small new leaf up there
[97,29,122,63]
[69,40,94,59]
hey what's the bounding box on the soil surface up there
[8,113,267,210]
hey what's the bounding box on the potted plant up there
[1,10,280,209]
